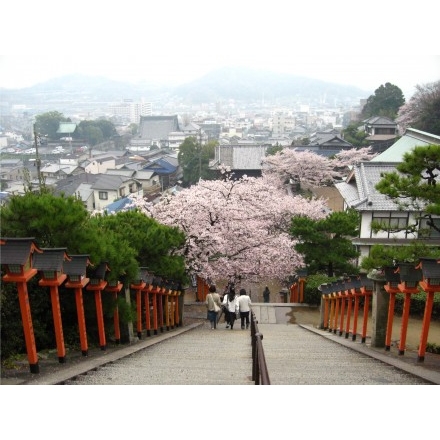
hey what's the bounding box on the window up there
[119,188,126,197]
[99,191,108,200]
[419,218,440,238]
[372,214,408,230]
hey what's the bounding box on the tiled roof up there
[363,116,396,126]
[143,158,178,175]
[372,128,440,163]
[0,237,41,265]
[89,262,109,280]
[91,174,134,190]
[217,144,268,170]
[335,162,404,211]
[63,255,91,277]
[139,115,180,140]
[54,174,99,197]
[33,248,69,271]
[105,169,136,178]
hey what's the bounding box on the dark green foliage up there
[375,144,440,234]
[1,193,188,362]
[178,137,217,187]
[74,119,117,146]
[303,274,338,305]
[0,192,90,249]
[266,144,283,156]
[35,111,71,140]
[393,291,440,320]
[341,122,370,147]
[89,210,187,282]
[290,209,360,277]
[361,82,405,119]
[360,243,440,272]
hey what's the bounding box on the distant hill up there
[172,66,369,104]
[0,67,370,108]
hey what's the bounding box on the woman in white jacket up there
[238,288,252,329]
[222,287,239,330]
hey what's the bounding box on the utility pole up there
[33,123,43,192]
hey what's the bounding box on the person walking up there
[263,286,270,303]
[238,288,252,329]
[205,285,222,329]
[222,286,239,330]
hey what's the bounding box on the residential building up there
[210,143,269,178]
[109,100,153,124]
[335,128,440,266]
[91,174,143,212]
[133,115,181,150]
[363,116,399,153]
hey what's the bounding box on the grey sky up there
[1,1,438,98]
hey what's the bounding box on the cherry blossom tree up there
[261,147,377,187]
[333,146,378,170]
[396,80,440,135]
[102,147,379,283]
[125,168,328,282]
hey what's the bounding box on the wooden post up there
[63,255,92,355]
[17,281,39,373]
[158,289,164,332]
[144,289,151,336]
[1,238,43,373]
[136,289,142,338]
[74,285,89,356]
[113,291,121,343]
[130,281,146,339]
[329,294,336,333]
[95,290,106,350]
[418,291,435,361]
[104,282,123,345]
[86,276,109,351]
[352,294,360,341]
[322,295,329,330]
[151,288,158,335]
[338,291,345,336]
[344,291,352,339]
[333,293,340,334]
[49,285,66,362]
[398,292,412,355]
[417,258,440,362]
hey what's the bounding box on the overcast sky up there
[1,1,438,99]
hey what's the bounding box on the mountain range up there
[0,66,370,108]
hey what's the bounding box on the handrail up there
[250,309,271,385]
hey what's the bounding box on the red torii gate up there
[196,275,210,302]
[104,280,124,344]
[63,255,92,356]
[86,262,110,350]
[320,274,373,343]
[289,269,307,303]
[130,268,147,339]
[33,247,71,363]
[415,258,440,362]
[383,266,403,352]
[1,237,43,373]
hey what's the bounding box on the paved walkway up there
[2,304,440,385]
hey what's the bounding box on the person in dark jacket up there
[222,286,239,329]
[263,286,270,303]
